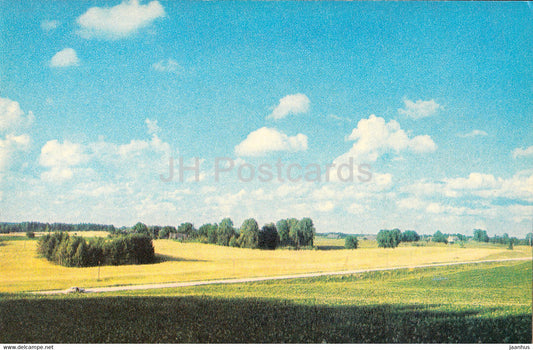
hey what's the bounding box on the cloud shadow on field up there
[0,295,530,343]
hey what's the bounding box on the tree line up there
[377,228,532,248]
[122,217,316,250]
[0,222,115,234]
[37,232,155,267]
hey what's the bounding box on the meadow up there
[0,260,530,343]
[0,233,530,293]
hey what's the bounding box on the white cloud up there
[335,115,436,164]
[50,48,79,67]
[41,20,59,32]
[0,97,34,132]
[76,0,165,40]
[234,127,308,157]
[145,118,160,135]
[316,201,335,212]
[0,134,30,171]
[267,93,310,120]
[40,140,86,168]
[152,58,181,73]
[409,135,437,153]
[398,98,442,119]
[458,130,488,138]
[512,146,533,159]
[39,140,88,181]
[0,98,33,172]
[402,170,533,203]
[446,173,500,191]
[41,167,75,182]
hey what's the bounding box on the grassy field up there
[0,234,530,292]
[0,260,530,343]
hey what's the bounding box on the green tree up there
[345,235,358,249]
[26,231,35,239]
[238,218,260,249]
[297,218,315,247]
[229,236,239,247]
[72,239,89,267]
[198,224,210,239]
[377,229,401,248]
[217,218,236,246]
[432,230,448,244]
[177,222,197,239]
[159,226,177,239]
[207,224,219,244]
[133,222,149,235]
[276,219,291,247]
[259,223,279,250]
[151,226,162,239]
[526,232,533,246]
[473,229,489,242]
[401,230,420,242]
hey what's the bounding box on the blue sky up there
[0,1,531,236]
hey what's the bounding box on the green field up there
[0,260,530,343]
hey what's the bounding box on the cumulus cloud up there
[39,140,88,181]
[40,124,173,183]
[0,134,30,171]
[0,98,33,172]
[267,93,310,120]
[446,173,500,191]
[234,127,308,157]
[152,58,181,73]
[512,146,533,159]
[0,97,34,132]
[76,0,165,40]
[401,170,533,203]
[336,115,436,163]
[50,48,79,67]
[398,98,442,119]
[41,20,59,32]
[458,130,488,138]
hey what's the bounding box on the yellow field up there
[1,235,530,293]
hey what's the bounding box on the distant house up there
[177,233,189,240]
[169,232,189,241]
[448,235,460,244]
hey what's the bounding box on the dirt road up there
[32,257,531,295]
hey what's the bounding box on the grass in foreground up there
[0,261,530,343]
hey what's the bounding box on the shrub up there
[26,231,35,239]
[345,236,358,249]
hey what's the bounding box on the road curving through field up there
[32,257,532,295]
